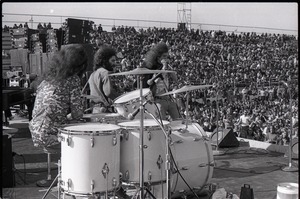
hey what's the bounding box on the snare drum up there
[58,123,121,196]
[118,119,170,184]
[113,88,158,119]
[151,121,214,198]
[82,113,125,124]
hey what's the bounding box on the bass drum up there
[58,123,121,196]
[151,121,214,198]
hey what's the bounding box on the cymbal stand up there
[179,91,190,134]
[138,74,145,199]
[144,109,172,199]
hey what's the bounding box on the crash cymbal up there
[109,67,176,76]
[158,85,213,96]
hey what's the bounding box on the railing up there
[2,13,298,36]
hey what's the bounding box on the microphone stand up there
[282,83,298,172]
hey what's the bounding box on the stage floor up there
[2,117,298,199]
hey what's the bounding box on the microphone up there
[127,100,151,120]
[147,73,162,85]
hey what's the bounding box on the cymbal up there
[109,67,176,76]
[158,85,213,96]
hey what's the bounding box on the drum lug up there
[121,129,129,141]
[67,131,72,146]
[156,155,163,169]
[112,177,117,187]
[67,178,72,190]
[181,166,189,170]
[67,137,72,146]
[91,137,94,147]
[102,163,110,178]
[148,171,152,182]
[147,131,152,141]
[125,170,130,181]
[91,180,94,192]
[198,163,208,167]
[193,137,201,142]
[112,134,117,146]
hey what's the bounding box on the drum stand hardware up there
[144,109,173,199]
[134,74,171,199]
[42,160,61,199]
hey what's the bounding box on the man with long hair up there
[143,42,180,120]
[29,44,88,148]
[88,45,120,113]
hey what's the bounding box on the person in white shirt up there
[235,110,253,139]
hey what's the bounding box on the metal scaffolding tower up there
[177,3,192,30]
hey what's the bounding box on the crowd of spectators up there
[90,25,298,145]
[3,23,298,146]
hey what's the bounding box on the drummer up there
[88,45,121,113]
[29,44,87,148]
[142,42,180,120]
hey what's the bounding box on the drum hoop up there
[59,129,119,136]
[114,88,150,104]
[61,188,118,196]
[120,126,165,131]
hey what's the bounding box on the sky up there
[2,2,298,35]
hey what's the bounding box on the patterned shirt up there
[29,75,84,147]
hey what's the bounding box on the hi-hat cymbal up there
[109,67,176,76]
[158,85,213,96]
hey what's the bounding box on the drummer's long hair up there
[144,42,168,70]
[93,45,116,71]
[43,44,88,82]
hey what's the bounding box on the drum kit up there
[45,68,215,199]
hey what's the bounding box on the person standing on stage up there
[29,44,88,148]
[235,110,254,139]
[143,42,180,120]
[88,45,120,113]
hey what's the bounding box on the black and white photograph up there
[2,2,298,199]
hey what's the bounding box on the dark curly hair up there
[144,42,168,70]
[43,44,88,82]
[93,45,116,71]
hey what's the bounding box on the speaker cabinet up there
[211,128,240,148]
[2,134,14,187]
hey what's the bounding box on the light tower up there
[177,3,192,31]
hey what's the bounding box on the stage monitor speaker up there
[211,128,239,148]
[2,134,14,188]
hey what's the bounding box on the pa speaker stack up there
[211,128,240,148]
[2,134,14,188]
[64,18,94,44]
